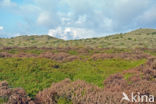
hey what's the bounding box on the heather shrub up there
[127,75,141,83]
[13,52,37,58]
[0,81,34,104]
[91,52,148,60]
[104,74,128,92]
[0,52,12,57]
[140,57,156,80]
[1,78,156,104]
[35,79,126,104]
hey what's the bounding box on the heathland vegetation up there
[0,28,156,104]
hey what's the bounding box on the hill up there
[0,28,156,48]
[0,35,64,48]
[68,28,156,48]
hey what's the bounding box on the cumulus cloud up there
[48,27,97,40]
[0,26,4,31]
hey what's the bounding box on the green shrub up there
[128,38,132,40]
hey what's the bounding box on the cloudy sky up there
[0,0,156,40]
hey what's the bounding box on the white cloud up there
[137,6,156,26]
[75,15,87,25]
[48,27,97,40]
[0,0,17,8]
[19,4,41,15]
[0,26,4,31]
[37,11,60,28]
[37,11,51,25]
[1,0,156,39]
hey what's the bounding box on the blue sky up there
[0,0,156,40]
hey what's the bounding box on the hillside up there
[71,28,156,48]
[0,35,64,48]
[0,28,156,49]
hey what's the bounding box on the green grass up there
[68,50,78,55]
[57,97,72,104]
[124,73,135,81]
[0,97,8,104]
[144,50,156,56]
[0,98,5,104]
[0,58,146,97]
[97,48,131,54]
[0,48,46,55]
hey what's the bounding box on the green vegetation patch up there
[0,58,146,97]
[0,97,8,103]
[124,73,135,81]
[144,50,156,56]
[57,96,72,104]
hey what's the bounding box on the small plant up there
[128,38,132,40]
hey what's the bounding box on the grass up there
[57,97,72,104]
[0,48,46,55]
[0,97,8,104]
[124,73,135,81]
[97,48,132,54]
[144,50,156,56]
[0,58,146,97]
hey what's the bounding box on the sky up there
[0,0,156,40]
